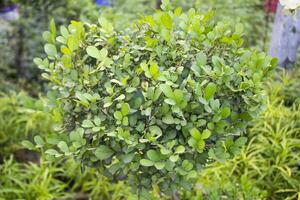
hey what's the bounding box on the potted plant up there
[29,0,277,198]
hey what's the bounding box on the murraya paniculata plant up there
[32,0,277,197]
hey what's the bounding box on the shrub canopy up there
[34,1,276,195]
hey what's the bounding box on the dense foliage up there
[33,0,276,195]
[0,0,270,88]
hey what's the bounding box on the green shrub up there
[34,1,276,196]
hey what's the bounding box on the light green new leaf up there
[173,89,184,104]
[44,44,57,58]
[121,103,130,116]
[45,149,59,156]
[169,155,179,162]
[149,126,162,138]
[160,84,173,98]
[99,48,108,60]
[58,141,69,153]
[175,145,185,154]
[140,159,154,167]
[220,107,231,119]
[235,137,247,146]
[149,62,159,80]
[82,119,94,128]
[190,128,201,140]
[114,111,123,120]
[86,46,100,59]
[201,129,211,139]
[34,136,45,146]
[154,162,165,170]
[204,82,217,100]
[161,13,173,30]
[22,140,35,150]
[196,52,207,67]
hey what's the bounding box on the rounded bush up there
[35,2,276,195]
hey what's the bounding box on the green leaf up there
[204,82,217,100]
[169,155,179,162]
[149,126,162,138]
[161,28,171,42]
[34,136,45,147]
[149,62,159,79]
[190,128,201,140]
[70,130,82,142]
[140,159,154,167]
[94,117,101,126]
[115,94,126,101]
[22,140,35,150]
[114,111,123,120]
[82,119,94,128]
[95,145,114,160]
[182,160,193,171]
[120,153,135,164]
[164,98,176,105]
[196,52,207,67]
[212,56,223,68]
[121,103,130,116]
[187,170,197,179]
[122,117,129,126]
[160,84,173,98]
[174,7,182,16]
[162,114,174,124]
[99,48,108,60]
[175,145,185,154]
[58,141,69,153]
[45,149,59,156]
[153,88,162,101]
[201,129,211,139]
[197,140,205,152]
[43,31,52,43]
[220,107,231,119]
[154,162,165,170]
[60,26,69,38]
[161,13,173,30]
[161,148,172,155]
[173,89,183,104]
[44,44,57,58]
[50,18,56,36]
[188,138,197,148]
[147,150,162,162]
[86,46,100,59]
[235,137,247,146]
[75,92,89,107]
